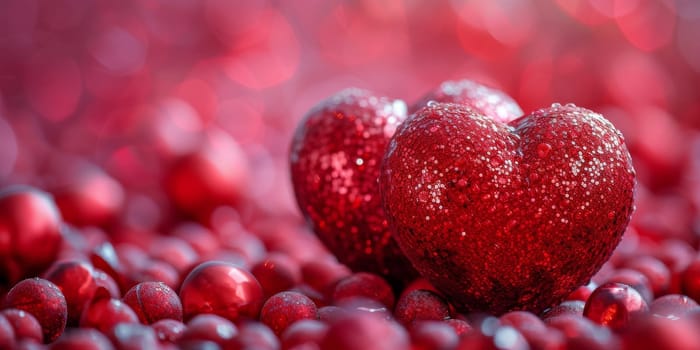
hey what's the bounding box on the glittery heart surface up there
[380,102,636,315]
[290,89,417,283]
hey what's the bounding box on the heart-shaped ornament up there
[380,102,635,314]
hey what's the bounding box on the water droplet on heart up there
[551,103,562,108]
[537,143,552,158]
[429,125,439,133]
[607,211,616,219]
[457,179,468,188]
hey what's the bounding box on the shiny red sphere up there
[251,253,301,298]
[583,282,649,330]
[79,293,140,334]
[320,312,410,350]
[177,314,237,347]
[44,260,99,326]
[332,272,395,309]
[381,103,636,314]
[0,187,64,284]
[3,277,68,343]
[122,281,183,324]
[280,319,328,350]
[50,329,114,350]
[179,261,264,322]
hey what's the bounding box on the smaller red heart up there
[290,89,417,283]
[381,102,636,314]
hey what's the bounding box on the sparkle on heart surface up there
[381,102,636,314]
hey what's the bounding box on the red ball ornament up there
[79,290,140,334]
[122,281,183,324]
[0,186,64,284]
[393,289,451,326]
[583,282,649,330]
[0,309,42,344]
[3,277,68,343]
[179,261,264,322]
[411,79,523,124]
[44,260,99,326]
[290,89,417,282]
[381,103,635,314]
[259,291,318,335]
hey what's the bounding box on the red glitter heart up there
[290,89,417,283]
[381,102,636,315]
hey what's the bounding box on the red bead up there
[227,322,280,350]
[50,329,113,350]
[164,132,249,221]
[583,282,649,330]
[621,255,671,296]
[179,261,263,322]
[133,259,180,289]
[622,316,700,350]
[0,187,63,284]
[320,312,410,350]
[280,319,328,349]
[177,314,237,347]
[289,89,417,282]
[260,291,318,335]
[546,314,603,339]
[122,281,183,324]
[148,237,199,274]
[301,260,351,296]
[409,320,459,350]
[44,260,99,326]
[649,294,700,320]
[332,272,395,309]
[3,277,67,343]
[0,309,42,343]
[151,318,186,343]
[251,253,301,298]
[381,103,636,314]
[51,165,124,227]
[108,322,159,349]
[681,257,700,302]
[411,79,523,124]
[79,293,139,334]
[333,297,392,320]
[603,268,654,303]
[393,289,451,326]
[0,315,15,349]
[456,325,529,350]
[498,311,546,332]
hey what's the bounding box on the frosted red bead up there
[179,261,264,322]
[3,277,67,343]
[583,282,649,330]
[260,291,318,335]
[393,289,451,326]
[0,187,64,284]
[122,281,183,324]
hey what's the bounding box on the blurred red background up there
[0,0,699,242]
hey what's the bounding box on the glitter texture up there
[381,102,636,315]
[411,80,524,124]
[290,89,417,283]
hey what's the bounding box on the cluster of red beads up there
[1,0,700,349]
